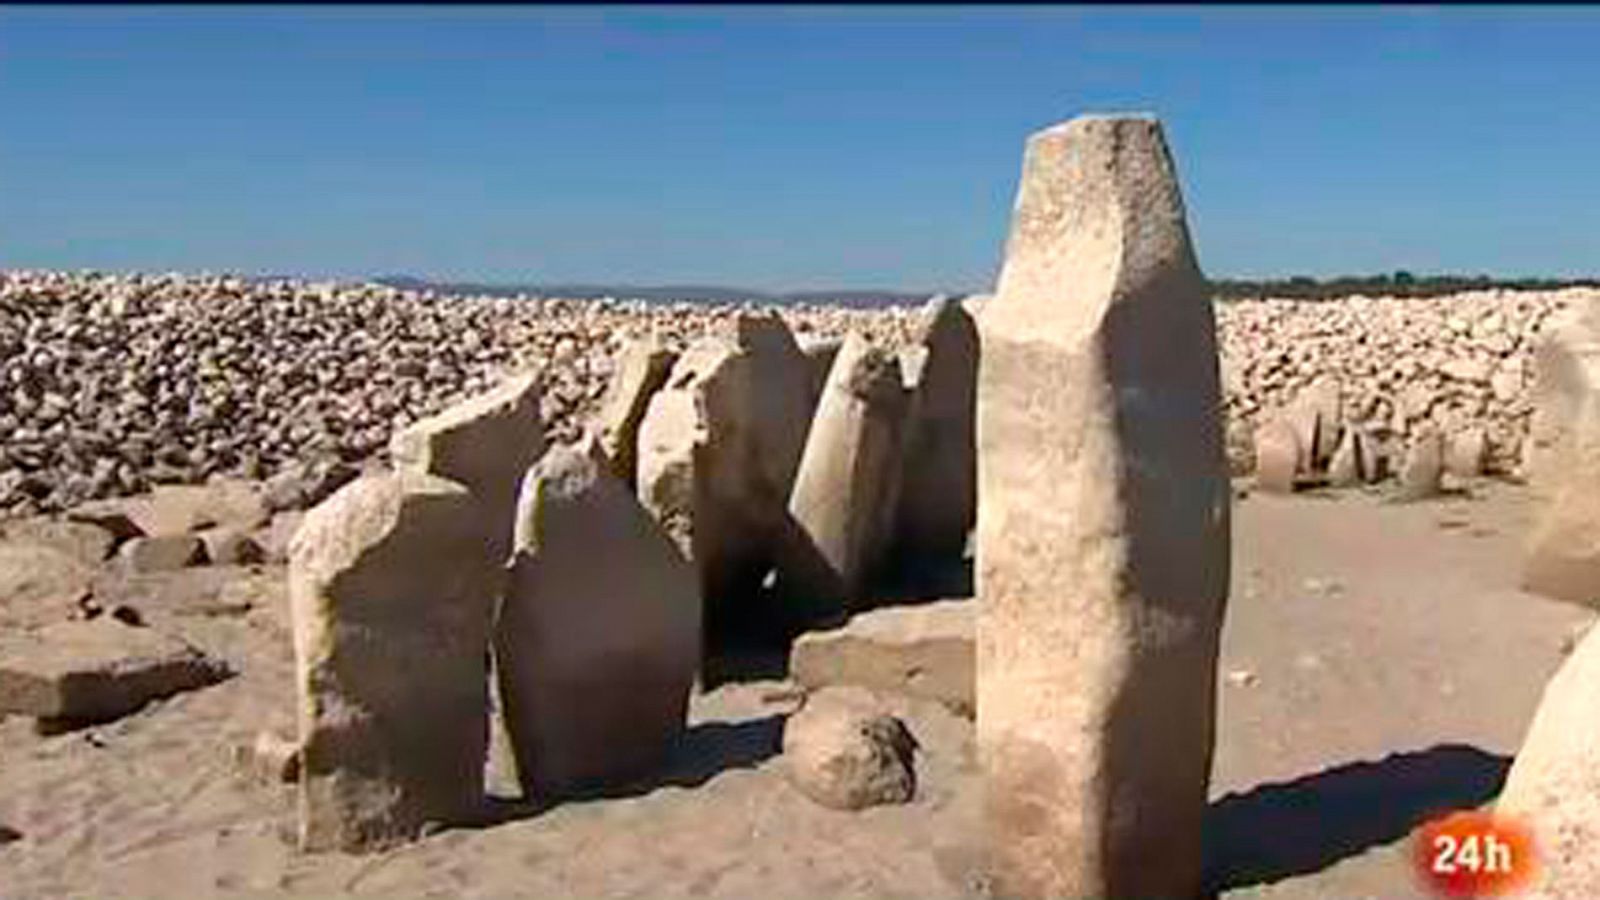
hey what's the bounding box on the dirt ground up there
[0,481,1590,899]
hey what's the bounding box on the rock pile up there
[1,268,1589,521]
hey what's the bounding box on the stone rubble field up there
[1,267,1585,519]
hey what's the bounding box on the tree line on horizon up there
[1207,271,1600,301]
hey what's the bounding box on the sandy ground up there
[0,482,1591,900]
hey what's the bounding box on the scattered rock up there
[0,517,119,565]
[0,618,231,726]
[0,540,97,629]
[782,687,918,811]
[116,534,208,572]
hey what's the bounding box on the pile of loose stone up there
[0,267,1587,521]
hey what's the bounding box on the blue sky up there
[3,6,1599,292]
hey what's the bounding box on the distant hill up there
[370,276,957,309]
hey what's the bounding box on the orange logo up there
[1412,811,1536,897]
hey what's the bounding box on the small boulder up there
[782,687,918,811]
[1397,429,1445,501]
[0,619,231,726]
[0,517,119,565]
[116,534,208,572]
[0,541,96,630]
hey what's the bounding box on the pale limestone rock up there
[592,336,677,490]
[289,470,500,852]
[779,333,910,618]
[1254,418,1299,494]
[1496,624,1600,899]
[975,114,1230,900]
[497,438,700,800]
[389,371,545,562]
[790,599,973,717]
[1397,428,1445,500]
[782,686,917,811]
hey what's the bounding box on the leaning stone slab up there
[975,114,1230,900]
[779,333,910,618]
[1496,623,1600,898]
[497,437,700,800]
[789,599,974,717]
[0,619,230,726]
[797,334,844,406]
[390,371,545,562]
[593,335,677,490]
[892,297,980,572]
[289,470,501,853]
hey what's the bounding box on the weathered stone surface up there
[1397,428,1445,501]
[497,438,700,800]
[592,335,677,490]
[1496,623,1600,899]
[1254,418,1299,494]
[1328,428,1364,487]
[779,333,911,617]
[74,480,269,538]
[256,511,305,565]
[198,527,266,566]
[1526,297,1600,503]
[975,114,1230,900]
[635,313,814,642]
[116,534,208,572]
[797,334,843,406]
[289,470,501,853]
[0,517,118,565]
[1295,377,1343,470]
[90,566,271,621]
[231,729,303,785]
[782,686,918,811]
[389,371,545,562]
[0,619,230,723]
[790,599,974,717]
[1523,401,1600,606]
[892,297,979,574]
[1445,426,1488,479]
[0,541,96,629]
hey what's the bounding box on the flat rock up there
[789,599,974,717]
[0,540,97,630]
[116,534,208,572]
[0,619,231,725]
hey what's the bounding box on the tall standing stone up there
[635,313,814,648]
[1526,297,1600,503]
[975,114,1230,900]
[1496,623,1600,899]
[289,471,501,852]
[389,371,545,563]
[593,336,678,490]
[778,333,911,619]
[892,296,980,574]
[497,437,700,800]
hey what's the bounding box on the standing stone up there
[289,471,501,852]
[1526,297,1600,503]
[778,333,911,619]
[1253,418,1300,494]
[1496,623,1600,899]
[1299,377,1344,469]
[592,336,677,490]
[1524,401,1600,606]
[1397,428,1445,501]
[1445,426,1488,479]
[975,114,1230,900]
[635,314,813,648]
[891,297,980,574]
[497,437,700,800]
[1328,428,1365,488]
[797,334,844,408]
[389,371,545,563]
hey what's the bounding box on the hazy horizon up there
[5,7,1600,291]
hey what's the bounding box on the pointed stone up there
[975,114,1230,900]
[1254,418,1300,494]
[1496,624,1600,898]
[497,437,700,800]
[1397,428,1445,501]
[1328,428,1368,488]
[389,371,545,563]
[892,297,980,573]
[289,471,501,852]
[778,333,911,619]
[593,337,677,490]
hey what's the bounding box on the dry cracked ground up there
[0,480,1589,900]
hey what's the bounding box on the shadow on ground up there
[474,714,786,828]
[1202,742,1511,894]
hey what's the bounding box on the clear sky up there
[3,6,1599,292]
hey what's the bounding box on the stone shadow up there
[472,714,786,827]
[1201,743,1512,894]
